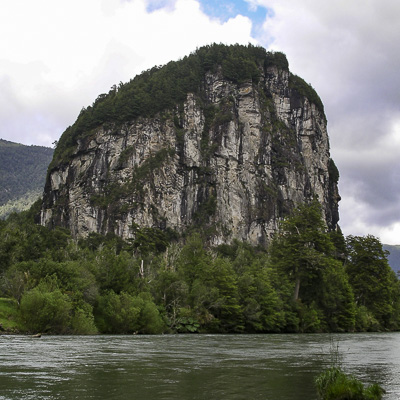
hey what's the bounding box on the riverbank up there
[0,298,19,333]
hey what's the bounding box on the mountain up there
[40,44,340,246]
[383,244,400,274]
[0,139,53,218]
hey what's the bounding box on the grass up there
[0,298,20,332]
[315,367,385,400]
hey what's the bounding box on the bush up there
[71,303,98,334]
[0,297,19,332]
[315,367,385,400]
[20,276,72,334]
[95,291,166,334]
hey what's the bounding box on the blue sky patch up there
[145,0,177,13]
[198,0,271,36]
[144,0,271,37]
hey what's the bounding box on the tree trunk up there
[293,276,301,301]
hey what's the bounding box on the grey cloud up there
[259,0,400,242]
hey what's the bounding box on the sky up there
[1,0,399,244]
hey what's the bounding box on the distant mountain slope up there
[383,244,400,275]
[0,139,53,218]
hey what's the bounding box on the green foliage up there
[221,55,261,83]
[315,367,385,400]
[328,158,340,185]
[289,74,325,115]
[132,227,171,256]
[270,199,357,332]
[93,247,138,294]
[346,235,400,330]
[20,275,72,334]
[71,302,98,334]
[95,291,165,334]
[271,199,334,301]
[95,290,141,333]
[175,315,200,333]
[0,190,43,220]
[354,305,380,332]
[0,298,19,332]
[320,262,356,332]
[0,198,399,334]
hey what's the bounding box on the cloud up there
[255,0,400,244]
[1,0,399,244]
[0,0,253,146]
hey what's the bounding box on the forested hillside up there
[1,199,399,335]
[0,139,53,218]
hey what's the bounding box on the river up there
[1,333,399,399]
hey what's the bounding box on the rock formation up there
[41,44,340,246]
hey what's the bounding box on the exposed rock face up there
[41,53,340,246]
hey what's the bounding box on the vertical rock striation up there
[41,45,340,246]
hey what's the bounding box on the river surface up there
[0,333,399,400]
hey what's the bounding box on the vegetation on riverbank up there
[0,298,19,332]
[315,340,385,400]
[1,199,399,335]
[315,367,385,400]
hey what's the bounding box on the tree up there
[270,199,334,302]
[346,235,400,329]
[238,263,286,333]
[150,267,188,329]
[95,291,165,334]
[71,302,98,334]
[269,200,358,332]
[95,290,141,333]
[210,257,243,332]
[1,264,34,304]
[320,261,356,332]
[94,247,138,294]
[177,234,213,289]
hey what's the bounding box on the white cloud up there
[380,223,400,246]
[1,0,399,244]
[0,0,253,146]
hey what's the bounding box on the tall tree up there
[346,235,400,329]
[270,199,334,302]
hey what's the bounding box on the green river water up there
[1,333,399,399]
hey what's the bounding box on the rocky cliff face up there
[41,45,340,246]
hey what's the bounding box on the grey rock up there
[41,65,339,246]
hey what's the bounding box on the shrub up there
[71,303,98,334]
[95,291,166,334]
[20,276,72,334]
[315,367,385,400]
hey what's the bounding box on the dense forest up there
[1,44,398,335]
[0,139,53,219]
[1,198,399,335]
